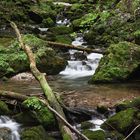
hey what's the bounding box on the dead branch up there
[47,41,104,54]
[123,124,140,140]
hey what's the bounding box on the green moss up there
[50,26,73,35]
[106,131,125,140]
[134,30,140,45]
[83,130,105,140]
[55,35,73,44]
[13,111,40,126]
[42,17,54,27]
[101,108,137,133]
[23,97,56,129]
[90,42,140,83]
[0,34,67,78]
[81,121,94,130]
[21,126,47,140]
[0,101,11,115]
[116,97,140,111]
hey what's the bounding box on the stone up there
[101,108,137,133]
[90,42,140,83]
[81,121,95,130]
[0,127,12,140]
[0,101,11,115]
[82,130,106,140]
[0,34,67,78]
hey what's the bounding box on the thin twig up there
[123,124,140,140]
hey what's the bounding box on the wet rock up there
[23,97,56,130]
[106,130,125,140]
[82,130,105,140]
[101,108,138,133]
[55,35,73,44]
[49,26,73,35]
[0,101,11,115]
[74,52,87,60]
[13,111,40,126]
[21,125,55,140]
[90,42,140,83]
[134,30,140,45]
[81,121,95,130]
[116,97,140,112]
[97,105,109,114]
[0,127,12,140]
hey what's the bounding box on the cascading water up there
[0,116,20,140]
[60,36,103,79]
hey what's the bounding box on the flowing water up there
[0,116,20,140]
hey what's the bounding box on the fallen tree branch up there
[47,41,105,54]
[0,90,89,140]
[123,124,140,140]
[10,22,89,140]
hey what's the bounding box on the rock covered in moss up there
[116,97,140,112]
[49,26,73,35]
[21,125,55,140]
[82,130,105,140]
[0,34,67,78]
[13,111,40,126]
[0,101,11,115]
[81,121,95,130]
[22,97,56,130]
[90,42,140,83]
[134,30,140,45]
[101,108,137,133]
[106,130,125,140]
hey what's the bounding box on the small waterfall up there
[0,116,20,140]
[60,36,103,79]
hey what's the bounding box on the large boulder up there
[21,125,55,140]
[82,130,106,140]
[22,97,56,130]
[0,34,67,78]
[90,42,140,83]
[101,108,138,133]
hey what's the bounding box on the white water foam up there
[0,116,20,140]
[60,36,103,79]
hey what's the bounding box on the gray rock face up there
[0,127,12,140]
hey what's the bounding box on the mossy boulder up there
[22,97,56,130]
[106,131,125,140]
[81,121,95,130]
[101,108,138,133]
[29,2,57,24]
[83,130,105,140]
[49,26,73,35]
[0,101,11,115]
[90,42,140,83]
[21,125,55,140]
[0,34,67,78]
[116,97,140,112]
[55,35,73,44]
[134,30,140,45]
[13,111,40,126]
